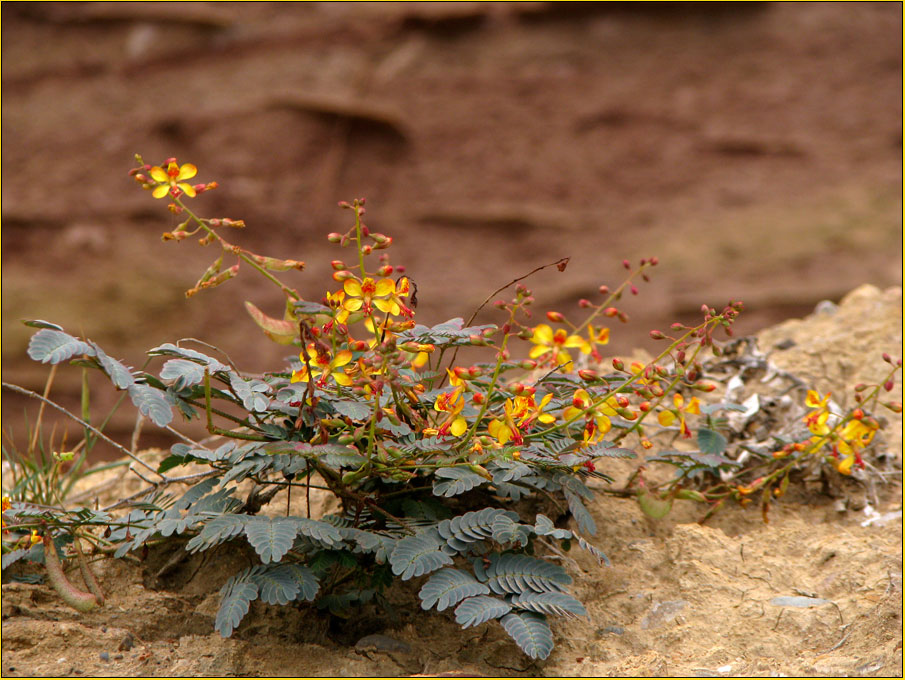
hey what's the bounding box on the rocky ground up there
[1,284,901,677]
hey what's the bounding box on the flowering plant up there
[2,156,898,661]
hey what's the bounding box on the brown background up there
[2,2,902,457]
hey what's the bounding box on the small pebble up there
[99,652,110,662]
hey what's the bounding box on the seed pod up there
[43,533,99,613]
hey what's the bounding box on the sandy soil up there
[1,2,902,459]
[1,284,901,678]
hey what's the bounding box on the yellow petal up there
[177,182,196,198]
[291,367,310,383]
[563,334,591,353]
[686,397,702,415]
[658,411,676,427]
[836,455,854,475]
[531,324,553,345]
[343,298,363,312]
[595,415,612,436]
[152,184,171,198]
[673,393,684,409]
[149,166,168,182]
[332,350,353,368]
[333,371,353,386]
[450,418,468,437]
[529,345,552,359]
[374,298,399,315]
[375,278,395,296]
[176,163,197,181]
[344,279,363,297]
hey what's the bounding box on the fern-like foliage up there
[482,553,572,595]
[389,530,453,580]
[419,568,490,611]
[500,611,555,660]
[454,595,512,628]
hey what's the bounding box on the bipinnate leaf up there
[160,359,207,388]
[500,611,554,660]
[564,489,596,535]
[216,569,259,637]
[27,329,94,364]
[510,591,588,618]
[533,514,572,540]
[389,532,453,580]
[91,343,135,388]
[244,517,298,563]
[432,467,488,498]
[245,301,298,345]
[252,564,319,605]
[293,517,344,548]
[419,568,490,611]
[485,553,571,595]
[454,595,512,628]
[491,514,530,547]
[576,535,610,566]
[147,343,226,371]
[127,383,173,427]
[23,319,64,331]
[186,515,248,553]
[437,508,520,555]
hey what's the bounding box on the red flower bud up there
[377,265,394,276]
[649,256,659,266]
[604,307,619,317]
[622,259,631,269]
[616,395,630,408]
[512,382,525,395]
[332,270,354,282]
[630,285,639,296]
[650,330,665,340]
[884,380,895,392]
[519,359,538,370]
[578,369,598,381]
[578,299,592,308]
[327,232,343,243]
[852,408,864,420]
[472,393,485,405]
[693,382,716,392]
[882,352,892,363]
[639,401,651,412]
[884,401,903,413]
[546,311,565,323]
[330,260,346,271]
[612,358,624,371]
[598,285,610,295]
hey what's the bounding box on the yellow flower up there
[805,390,830,409]
[1,496,10,512]
[586,324,610,358]
[343,277,397,315]
[29,529,41,545]
[836,418,877,457]
[488,398,523,445]
[385,276,415,318]
[433,387,467,437]
[563,389,614,442]
[515,393,556,428]
[291,343,353,386]
[657,393,701,438]
[529,324,590,372]
[149,161,198,199]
